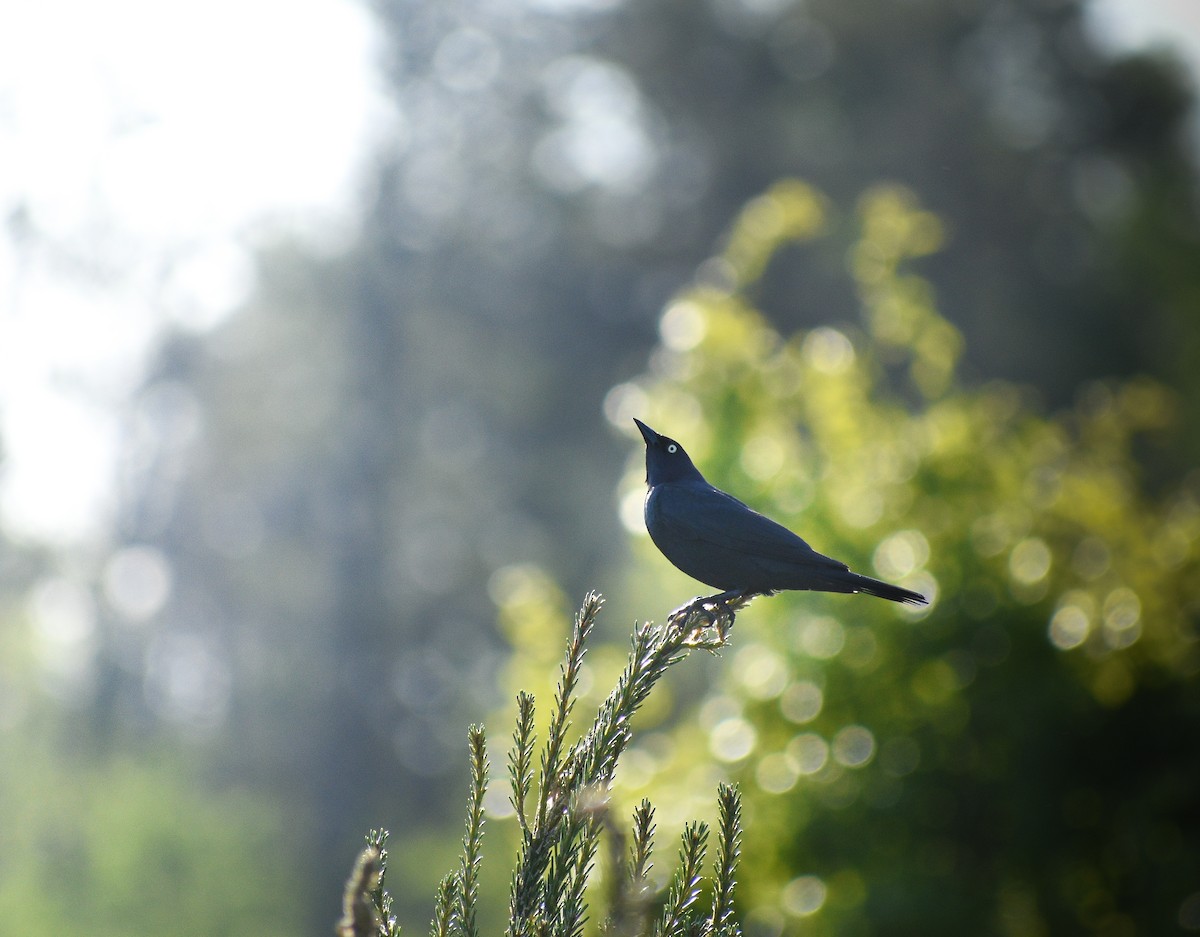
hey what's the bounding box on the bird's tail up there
[847,573,928,606]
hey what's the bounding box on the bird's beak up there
[633,418,659,445]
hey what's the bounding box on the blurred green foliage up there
[0,723,301,936]
[620,180,1199,936]
[500,180,1200,935]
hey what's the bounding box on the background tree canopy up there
[595,180,1200,935]
[2,0,1198,934]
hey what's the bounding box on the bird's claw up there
[667,596,725,644]
[668,590,764,646]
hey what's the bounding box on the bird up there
[634,419,927,623]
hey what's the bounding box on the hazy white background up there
[0,0,1196,546]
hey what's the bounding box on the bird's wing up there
[655,484,848,571]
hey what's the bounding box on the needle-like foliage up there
[429,874,458,937]
[509,692,537,834]
[458,727,488,937]
[655,823,708,937]
[707,785,742,937]
[337,830,400,937]
[339,592,747,937]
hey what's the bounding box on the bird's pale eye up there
[667,444,678,453]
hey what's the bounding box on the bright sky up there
[0,0,396,544]
[0,0,1196,547]
[1090,0,1200,67]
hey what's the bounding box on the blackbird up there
[635,419,927,620]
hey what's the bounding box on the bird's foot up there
[668,590,764,647]
[667,595,713,625]
[667,595,723,644]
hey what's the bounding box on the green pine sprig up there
[340,591,749,937]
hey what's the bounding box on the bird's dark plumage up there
[634,419,927,608]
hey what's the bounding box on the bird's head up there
[634,419,706,486]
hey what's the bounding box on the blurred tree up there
[62,0,1200,932]
[368,0,1200,438]
[0,595,302,937]
[599,179,1200,936]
